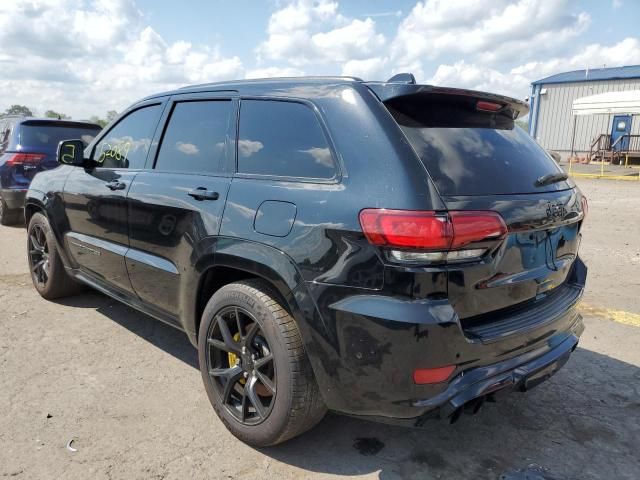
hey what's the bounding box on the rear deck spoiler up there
[20,119,103,130]
[364,82,529,120]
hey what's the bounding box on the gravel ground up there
[0,178,638,480]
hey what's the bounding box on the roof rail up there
[387,73,416,84]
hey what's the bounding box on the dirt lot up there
[1,178,639,480]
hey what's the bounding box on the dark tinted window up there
[238,100,335,179]
[0,121,10,154]
[387,97,567,196]
[155,100,232,173]
[93,105,162,169]
[12,123,100,152]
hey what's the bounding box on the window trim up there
[233,96,342,184]
[86,99,168,171]
[150,96,236,177]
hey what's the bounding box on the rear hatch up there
[374,85,586,330]
[4,120,101,187]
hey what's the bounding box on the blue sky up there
[1,0,639,118]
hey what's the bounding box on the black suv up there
[0,116,101,225]
[24,75,587,446]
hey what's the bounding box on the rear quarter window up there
[237,99,336,180]
[387,97,567,196]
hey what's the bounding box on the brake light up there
[359,209,507,264]
[449,211,507,248]
[359,210,451,249]
[5,153,46,166]
[476,100,503,112]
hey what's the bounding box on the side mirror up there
[57,139,87,167]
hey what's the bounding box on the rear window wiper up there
[535,172,568,187]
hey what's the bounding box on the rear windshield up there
[386,95,568,196]
[12,124,101,152]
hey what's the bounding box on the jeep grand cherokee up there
[24,74,587,446]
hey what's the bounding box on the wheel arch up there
[187,238,314,346]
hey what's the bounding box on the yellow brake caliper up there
[228,332,245,384]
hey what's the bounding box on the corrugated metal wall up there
[534,79,640,153]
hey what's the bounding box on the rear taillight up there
[359,209,507,264]
[5,153,46,166]
[358,210,451,249]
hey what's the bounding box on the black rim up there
[206,306,276,425]
[28,224,50,287]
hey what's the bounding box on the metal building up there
[529,65,640,159]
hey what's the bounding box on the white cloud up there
[245,66,305,79]
[0,0,244,118]
[238,140,264,157]
[176,142,199,155]
[312,19,385,62]
[300,147,333,167]
[427,38,640,100]
[428,61,530,99]
[257,1,384,66]
[1,0,639,122]
[391,0,590,66]
[341,58,387,79]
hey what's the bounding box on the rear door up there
[63,102,164,294]
[126,94,235,319]
[384,91,586,319]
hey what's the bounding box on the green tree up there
[106,110,118,122]
[89,115,108,128]
[515,119,529,131]
[88,111,118,128]
[44,110,70,120]
[4,104,33,116]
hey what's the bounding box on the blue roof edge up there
[531,64,640,86]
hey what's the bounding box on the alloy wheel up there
[28,224,50,287]
[205,306,276,425]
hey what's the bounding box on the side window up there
[155,100,232,174]
[237,100,336,179]
[93,104,162,169]
[0,122,8,154]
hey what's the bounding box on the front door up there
[611,115,632,151]
[126,96,236,319]
[62,102,164,294]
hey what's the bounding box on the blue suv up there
[0,117,101,225]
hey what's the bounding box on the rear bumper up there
[347,320,583,427]
[414,321,582,422]
[305,258,587,422]
[0,188,27,210]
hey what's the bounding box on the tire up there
[27,212,83,299]
[0,196,19,226]
[198,279,326,446]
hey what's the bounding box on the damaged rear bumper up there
[348,317,584,427]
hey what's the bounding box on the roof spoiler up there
[365,80,529,119]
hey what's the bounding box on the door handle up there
[188,187,219,201]
[105,180,126,191]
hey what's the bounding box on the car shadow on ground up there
[56,291,640,480]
